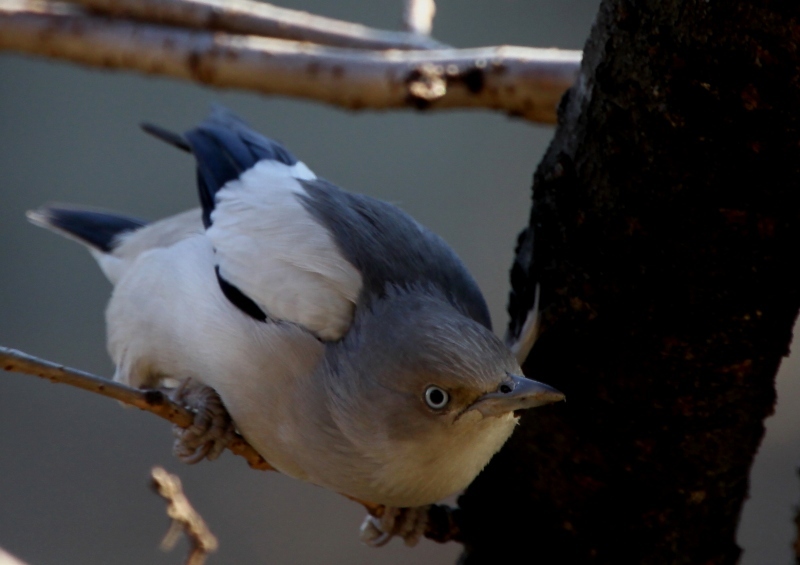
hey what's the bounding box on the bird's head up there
[322,285,563,505]
[356,287,562,429]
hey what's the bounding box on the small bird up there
[28,108,563,544]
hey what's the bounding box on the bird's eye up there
[424,386,450,410]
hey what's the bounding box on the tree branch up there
[403,0,435,36]
[0,547,29,565]
[1,345,468,544]
[65,0,447,50]
[151,466,218,565]
[1,346,463,541]
[0,0,580,123]
[0,345,274,472]
[460,0,800,561]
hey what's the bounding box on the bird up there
[27,107,564,545]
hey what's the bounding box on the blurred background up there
[0,0,797,563]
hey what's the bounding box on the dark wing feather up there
[142,107,305,324]
[27,206,146,253]
[144,106,299,229]
[183,108,299,228]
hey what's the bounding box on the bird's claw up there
[170,380,236,464]
[359,505,430,547]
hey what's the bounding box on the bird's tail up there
[26,205,146,253]
[142,105,304,229]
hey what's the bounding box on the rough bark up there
[459,0,800,563]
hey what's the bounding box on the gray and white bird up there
[28,108,563,544]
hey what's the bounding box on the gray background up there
[0,1,797,563]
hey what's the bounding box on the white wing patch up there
[95,209,204,285]
[207,159,363,341]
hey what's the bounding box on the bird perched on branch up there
[28,107,563,545]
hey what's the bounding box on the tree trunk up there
[458,0,800,563]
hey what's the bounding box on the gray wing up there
[145,107,489,337]
[298,179,493,330]
[146,108,364,341]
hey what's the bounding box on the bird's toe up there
[169,380,236,464]
[359,505,430,547]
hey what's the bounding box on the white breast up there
[370,412,518,507]
[105,233,326,480]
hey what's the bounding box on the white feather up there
[106,232,325,479]
[96,209,203,285]
[207,159,363,340]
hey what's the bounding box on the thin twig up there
[0,0,580,123]
[0,346,273,472]
[0,548,29,565]
[1,344,462,541]
[65,0,447,50]
[403,0,435,36]
[506,283,541,365]
[0,346,386,509]
[151,466,218,565]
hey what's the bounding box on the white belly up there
[105,234,325,479]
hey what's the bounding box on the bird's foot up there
[359,505,431,547]
[170,380,236,464]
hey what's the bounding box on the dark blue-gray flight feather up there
[184,107,298,228]
[29,207,146,253]
[144,107,298,229]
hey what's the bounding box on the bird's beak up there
[469,375,564,418]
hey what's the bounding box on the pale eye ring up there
[424,386,450,410]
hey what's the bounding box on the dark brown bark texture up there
[458,1,800,563]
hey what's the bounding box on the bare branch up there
[0,547,29,565]
[66,0,447,50]
[151,466,218,565]
[0,346,389,511]
[1,343,463,542]
[403,0,435,36]
[506,283,541,365]
[0,1,580,123]
[0,345,274,472]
